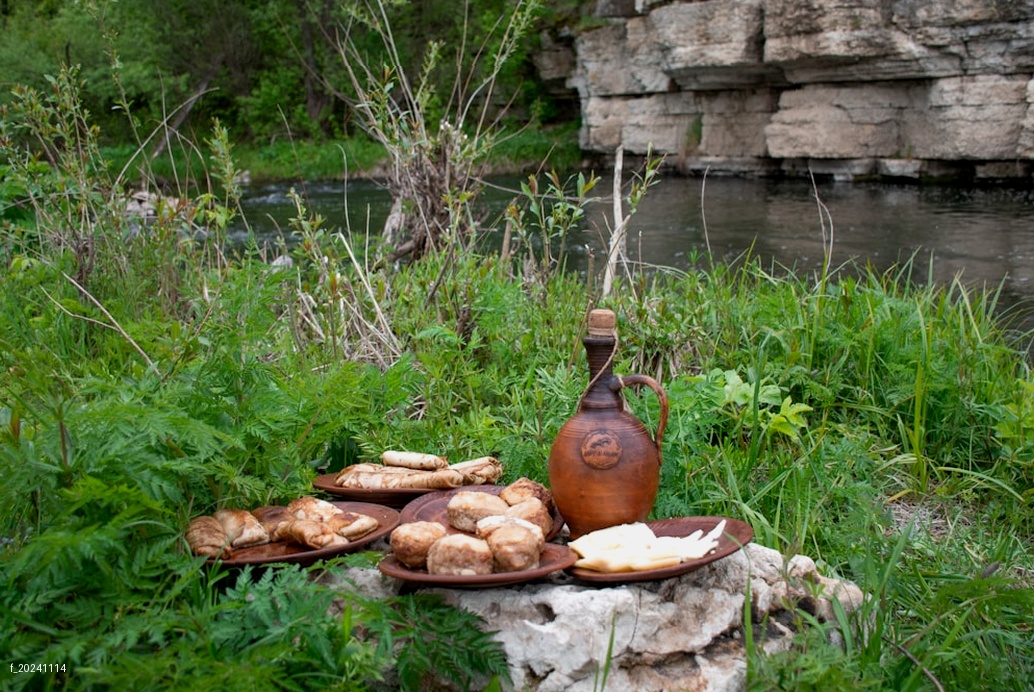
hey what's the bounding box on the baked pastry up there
[390,521,448,568]
[274,518,349,549]
[446,491,509,533]
[186,516,231,558]
[287,496,344,523]
[486,523,543,572]
[213,508,270,548]
[504,497,552,538]
[426,534,494,576]
[327,511,380,540]
[499,477,554,513]
[251,506,289,536]
[475,515,544,543]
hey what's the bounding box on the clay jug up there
[548,309,669,539]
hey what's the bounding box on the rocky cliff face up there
[548,0,1034,182]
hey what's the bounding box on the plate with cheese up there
[565,516,753,583]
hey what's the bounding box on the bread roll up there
[486,524,543,572]
[475,515,544,543]
[446,491,509,533]
[499,477,554,513]
[504,497,552,538]
[427,534,494,576]
[390,521,448,568]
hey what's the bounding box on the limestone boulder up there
[327,542,865,692]
[582,90,779,158]
[904,75,1031,159]
[765,83,911,159]
[1019,78,1034,158]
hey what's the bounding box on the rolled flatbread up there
[287,496,344,523]
[381,450,448,470]
[449,457,503,484]
[334,464,421,488]
[327,511,380,540]
[251,506,289,537]
[274,519,348,549]
[186,516,231,558]
[213,509,269,548]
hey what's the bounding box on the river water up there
[236,175,1034,333]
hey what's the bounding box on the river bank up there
[101,121,588,189]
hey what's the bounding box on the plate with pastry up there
[186,498,399,567]
[398,478,564,542]
[564,516,753,584]
[378,538,577,589]
[313,452,504,508]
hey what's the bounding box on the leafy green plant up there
[359,592,511,691]
[335,0,543,262]
[504,168,599,283]
[992,375,1034,494]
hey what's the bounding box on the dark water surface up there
[237,175,1034,331]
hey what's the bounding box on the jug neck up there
[581,335,622,409]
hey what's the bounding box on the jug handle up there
[616,374,669,464]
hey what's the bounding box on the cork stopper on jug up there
[587,309,617,338]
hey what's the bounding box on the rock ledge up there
[327,542,863,691]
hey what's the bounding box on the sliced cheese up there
[569,520,727,573]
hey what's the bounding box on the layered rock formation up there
[551,0,1034,182]
[328,542,864,691]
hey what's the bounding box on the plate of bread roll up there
[185,497,399,566]
[380,484,574,587]
[376,478,575,587]
[378,541,576,588]
[398,478,563,542]
[313,451,504,508]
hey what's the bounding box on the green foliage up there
[359,593,511,691]
[507,168,599,280]
[0,0,565,160]
[334,0,548,261]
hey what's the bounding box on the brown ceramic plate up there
[565,516,753,584]
[398,485,564,542]
[312,472,436,508]
[208,501,399,567]
[378,543,577,588]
